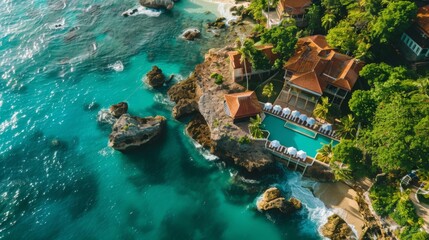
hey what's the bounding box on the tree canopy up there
[261,24,298,67]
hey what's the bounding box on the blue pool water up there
[0,0,332,239]
[263,114,338,158]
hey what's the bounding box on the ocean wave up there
[277,171,334,237]
[122,6,162,17]
[192,140,219,161]
[107,60,124,72]
[0,111,20,133]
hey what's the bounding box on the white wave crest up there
[122,6,162,17]
[0,111,20,133]
[192,140,219,161]
[108,61,124,72]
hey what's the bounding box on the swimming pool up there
[262,114,338,158]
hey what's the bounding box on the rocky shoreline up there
[168,46,273,172]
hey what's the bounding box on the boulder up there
[186,113,213,149]
[257,187,301,214]
[172,99,198,119]
[207,17,226,29]
[108,114,166,151]
[289,197,302,210]
[321,214,354,240]
[97,109,117,125]
[181,28,201,41]
[167,75,196,102]
[145,66,165,88]
[139,0,174,10]
[109,102,128,118]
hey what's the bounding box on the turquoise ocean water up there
[0,0,332,239]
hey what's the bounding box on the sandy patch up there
[314,182,366,238]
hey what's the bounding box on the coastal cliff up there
[168,47,273,172]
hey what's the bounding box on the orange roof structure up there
[284,35,364,95]
[417,5,429,35]
[224,91,262,119]
[228,44,278,71]
[277,0,312,15]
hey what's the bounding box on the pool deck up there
[260,102,340,141]
[259,102,339,174]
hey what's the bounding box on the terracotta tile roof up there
[224,91,262,119]
[278,0,312,15]
[417,5,429,35]
[284,35,364,94]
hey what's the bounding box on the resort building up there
[278,35,364,114]
[224,91,262,122]
[276,0,311,26]
[228,44,277,82]
[263,0,312,28]
[400,5,429,62]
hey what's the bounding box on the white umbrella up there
[291,110,300,118]
[306,117,316,126]
[297,150,307,160]
[321,123,332,131]
[299,114,307,122]
[264,102,273,110]
[273,105,282,112]
[282,107,291,115]
[287,147,297,156]
[271,140,280,148]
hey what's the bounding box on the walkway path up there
[409,188,429,232]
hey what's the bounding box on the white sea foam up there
[0,111,20,133]
[192,140,219,161]
[107,61,124,72]
[122,6,162,17]
[153,93,175,106]
[277,171,334,237]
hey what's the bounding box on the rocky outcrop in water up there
[168,46,273,172]
[181,28,201,41]
[109,102,128,118]
[256,187,302,214]
[139,0,174,10]
[108,114,166,151]
[168,75,197,119]
[186,113,213,149]
[321,214,354,240]
[207,17,226,29]
[145,66,165,88]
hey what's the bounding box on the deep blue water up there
[0,0,331,239]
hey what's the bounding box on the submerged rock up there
[83,102,100,111]
[109,102,128,118]
[139,0,174,10]
[108,114,166,151]
[256,187,301,215]
[321,214,354,240]
[145,66,165,88]
[181,28,201,41]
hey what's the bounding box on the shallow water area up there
[0,0,328,239]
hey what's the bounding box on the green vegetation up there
[238,135,252,144]
[261,24,298,69]
[313,96,331,121]
[316,141,333,163]
[249,115,264,139]
[304,0,417,60]
[261,83,275,102]
[210,73,224,85]
[237,39,271,72]
[243,2,428,237]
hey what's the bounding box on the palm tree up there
[330,161,353,181]
[316,141,334,163]
[237,39,254,90]
[337,114,357,139]
[249,115,263,139]
[313,96,331,121]
[321,13,336,31]
[262,83,275,102]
